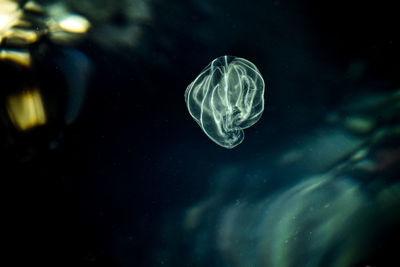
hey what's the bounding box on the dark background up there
[3,0,400,265]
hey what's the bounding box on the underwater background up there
[1,0,400,266]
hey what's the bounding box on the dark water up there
[1,0,399,266]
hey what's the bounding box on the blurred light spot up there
[184,199,214,230]
[279,149,303,165]
[344,116,375,134]
[350,148,368,162]
[352,159,377,172]
[2,28,39,45]
[0,49,31,67]
[0,0,18,13]
[46,2,90,44]
[6,88,46,131]
[58,15,90,33]
[23,0,44,14]
[56,49,92,124]
[48,31,79,44]
[0,1,20,40]
[126,0,152,23]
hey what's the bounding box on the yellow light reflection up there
[23,1,44,14]
[0,49,31,67]
[0,1,20,42]
[2,28,39,45]
[6,88,46,131]
[0,0,18,15]
[58,15,90,34]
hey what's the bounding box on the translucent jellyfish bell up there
[185,55,265,148]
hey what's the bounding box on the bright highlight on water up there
[185,55,265,148]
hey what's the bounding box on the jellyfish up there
[185,55,265,149]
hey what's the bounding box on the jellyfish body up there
[185,55,265,148]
